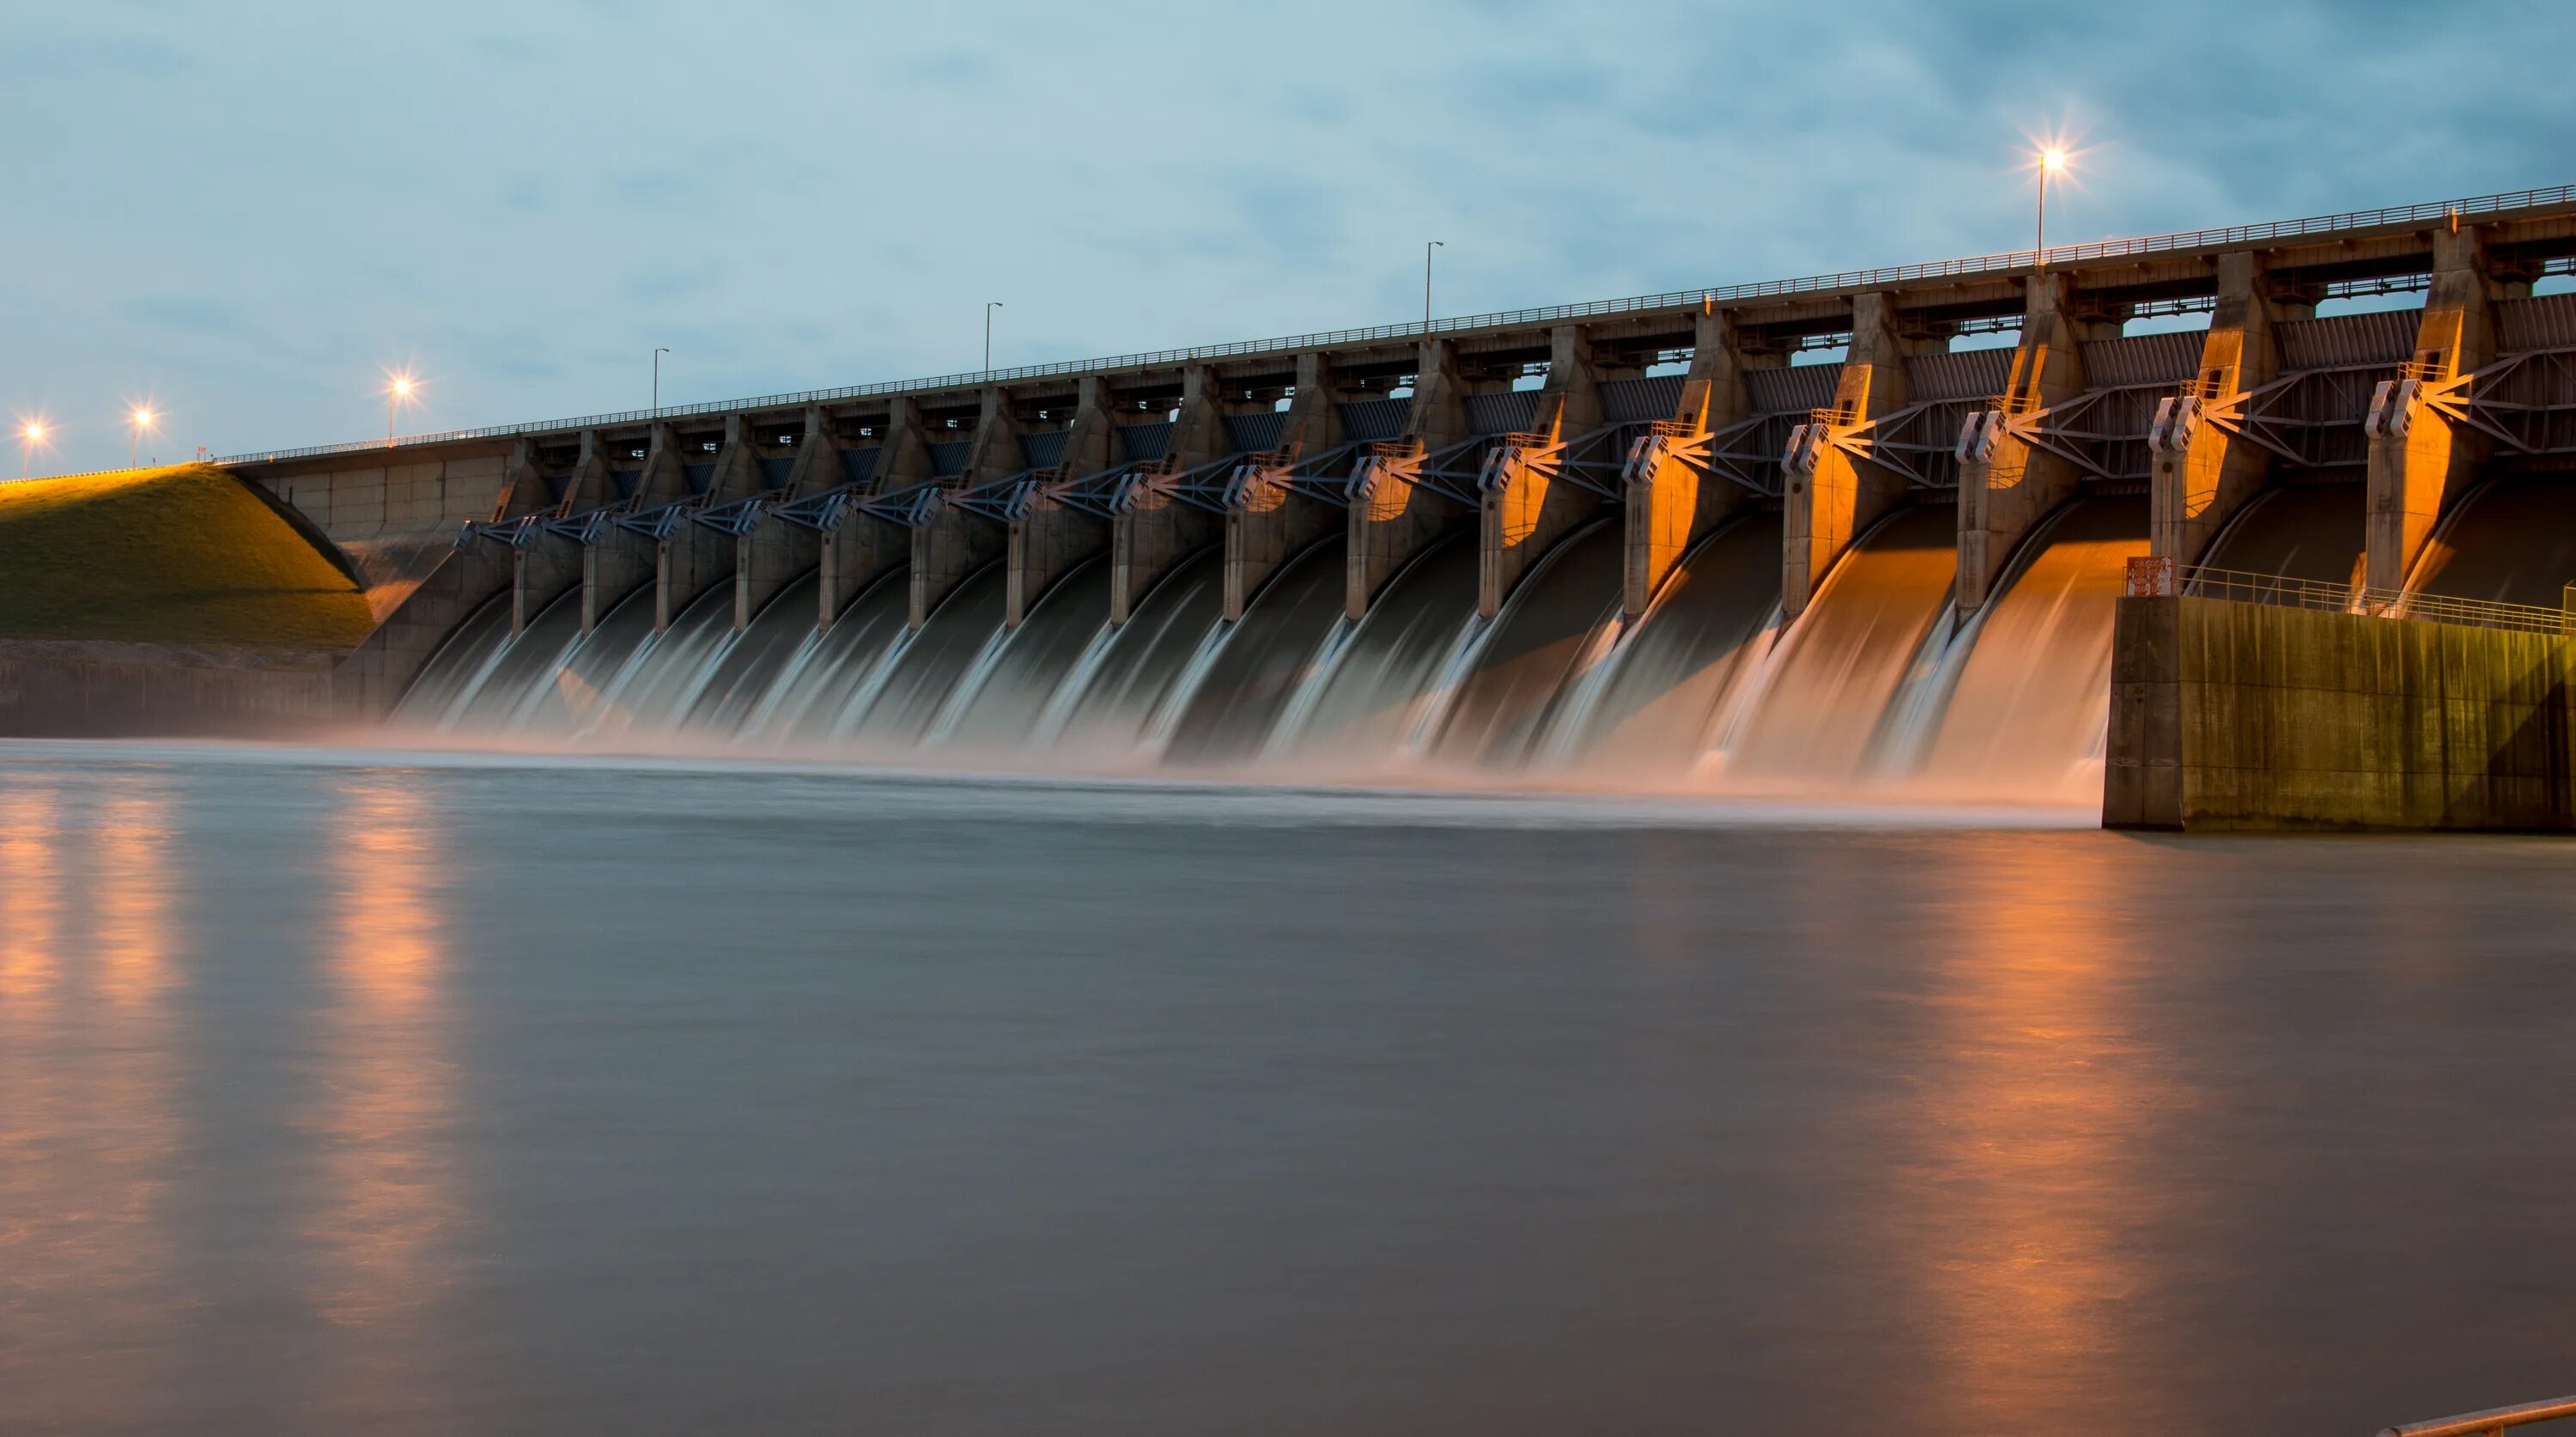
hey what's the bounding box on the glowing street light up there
[128,405,159,467]
[385,372,419,447]
[18,417,50,479]
[2035,144,2072,263]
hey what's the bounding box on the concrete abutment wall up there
[2106,594,2576,831]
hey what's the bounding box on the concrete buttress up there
[647,422,734,631]
[803,405,902,630]
[1007,375,1112,628]
[1782,293,1923,618]
[2150,251,2296,569]
[1347,338,1468,620]
[1956,272,2111,617]
[1112,365,1224,626]
[910,392,1008,630]
[1226,352,1341,621]
[2366,224,2515,592]
[1624,309,1769,618]
[1479,324,1603,618]
[733,409,824,630]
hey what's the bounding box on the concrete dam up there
[21,186,2576,819]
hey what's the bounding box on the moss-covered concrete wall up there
[2106,595,2576,831]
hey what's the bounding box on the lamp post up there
[2036,147,2067,264]
[653,347,670,417]
[1424,240,1444,336]
[985,301,1003,377]
[129,406,157,467]
[386,374,416,447]
[19,420,46,479]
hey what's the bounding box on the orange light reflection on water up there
[305,776,457,1418]
[0,782,186,1417]
[1891,837,2194,1430]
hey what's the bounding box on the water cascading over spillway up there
[392,483,2395,805]
[760,570,913,744]
[937,560,1114,749]
[1540,515,1783,780]
[1157,539,1349,765]
[848,565,1010,746]
[1432,521,1627,769]
[1907,496,2148,804]
[1715,504,1961,790]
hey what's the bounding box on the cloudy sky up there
[5,0,2571,472]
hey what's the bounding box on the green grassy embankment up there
[0,464,374,651]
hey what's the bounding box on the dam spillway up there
[386,490,2170,805]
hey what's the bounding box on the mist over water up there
[385,492,2330,806]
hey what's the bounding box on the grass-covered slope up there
[0,464,374,650]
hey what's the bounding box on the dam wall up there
[18,187,2576,818]
[215,186,2576,684]
[2106,594,2576,831]
[0,641,344,737]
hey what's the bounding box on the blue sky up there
[5,0,2571,472]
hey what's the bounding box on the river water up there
[4,740,2573,1436]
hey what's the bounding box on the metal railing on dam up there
[214,182,2576,466]
[2126,558,2576,636]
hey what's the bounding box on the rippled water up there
[3,740,2571,1436]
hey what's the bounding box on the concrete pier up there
[512,537,581,634]
[2365,224,2516,591]
[1624,310,1770,618]
[1226,352,1340,621]
[900,395,1004,628]
[1111,366,1224,626]
[1782,293,1923,618]
[1008,377,1111,628]
[581,533,655,634]
[1348,338,1467,619]
[1957,273,2111,615]
[2148,253,2299,568]
[1478,325,1601,618]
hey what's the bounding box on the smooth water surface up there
[3,740,2572,1436]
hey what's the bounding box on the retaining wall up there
[2105,595,2576,830]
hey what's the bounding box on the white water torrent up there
[380,491,2299,809]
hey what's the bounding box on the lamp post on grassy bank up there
[129,407,157,468]
[19,419,48,479]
